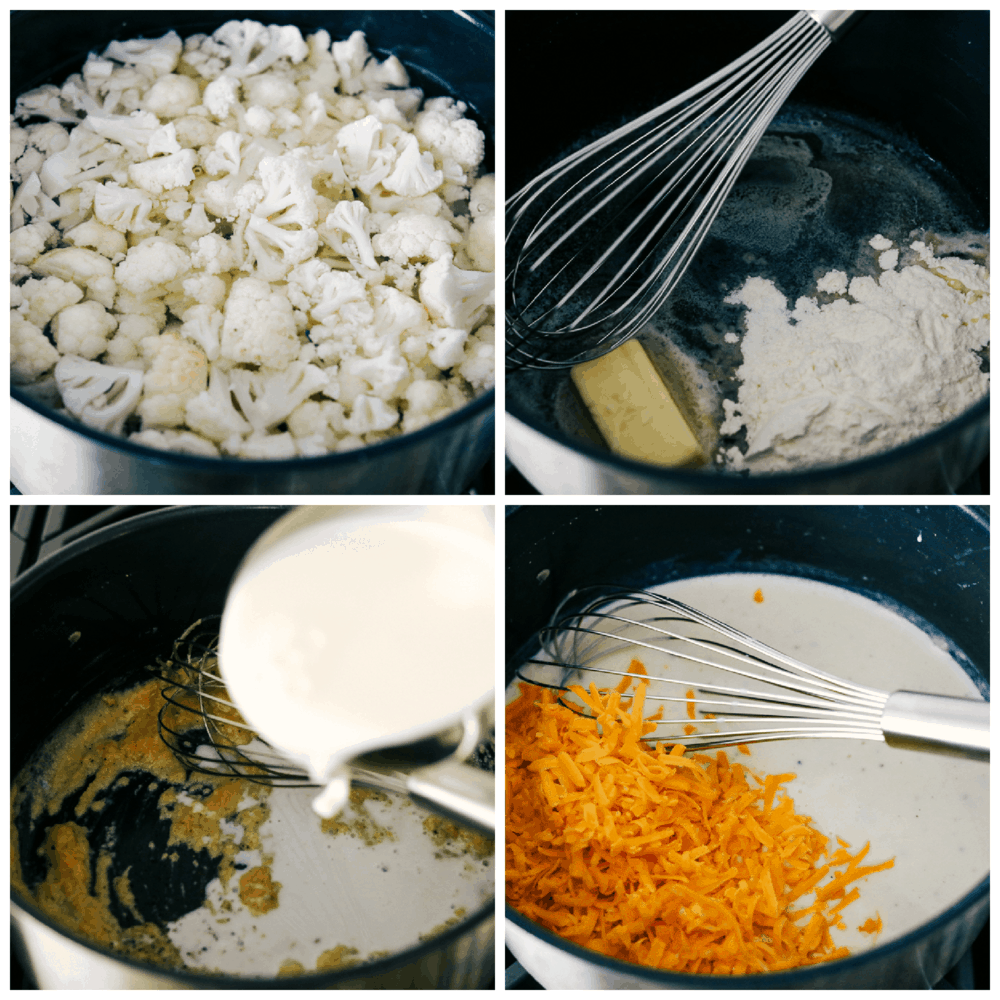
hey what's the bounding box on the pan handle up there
[406,760,495,834]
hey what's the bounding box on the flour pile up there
[719,235,989,472]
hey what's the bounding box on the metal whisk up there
[516,587,989,761]
[505,10,859,370]
[150,617,312,786]
[150,619,496,830]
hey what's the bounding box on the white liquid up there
[221,506,494,816]
[515,572,988,953]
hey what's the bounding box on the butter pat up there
[571,339,705,467]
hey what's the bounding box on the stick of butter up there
[571,339,706,467]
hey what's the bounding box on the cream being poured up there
[220,505,494,817]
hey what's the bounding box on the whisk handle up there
[805,10,860,39]
[881,691,989,762]
[407,759,496,834]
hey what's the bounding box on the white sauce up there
[517,572,988,953]
[221,506,494,817]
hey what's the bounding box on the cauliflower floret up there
[127,148,197,195]
[102,30,183,78]
[51,300,118,359]
[340,346,410,401]
[33,247,117,308]
[345,393,399,436]
[142,74,202,118]
[93,182,157,235]
[190,233,239,274]
[185,367,252,443]
[202,76,242,119]
[11,122,71,184]
[372,211,462,265]
[220,276,300,369]
[137,331,209,427]
[114,238,191,297]
[381,133,443,197]
[11,313,60,384]
[16,275,85,327]
[401,378,454,433]
[418,253,494,330]
[320,200,379,277]
[53,354,144,433]
[130,427,220,456]
[11,220,59,265]
[426,326,468,371]
[63,219,128,259]
[239,431,299,459]
[180,303,224,360]
[412,97,485,188]
[458,324,494,389]
[229,360,330,432]
[244,72,299,109]
[105,313,161,366]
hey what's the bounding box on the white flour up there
[719,235,990,471]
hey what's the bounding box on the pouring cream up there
[220,505,494,818]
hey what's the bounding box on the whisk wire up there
[506,10,835,369]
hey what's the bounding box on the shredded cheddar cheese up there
[505,675,893,975]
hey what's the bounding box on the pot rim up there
[10,504,495,987]
[506,389,988,489]
[505,871,988,987]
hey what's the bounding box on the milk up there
[221,506,494,817]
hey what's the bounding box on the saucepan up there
[10,10,494,494]
[505,10,988,494]
[11,506,494,988]
[505,504,988,987]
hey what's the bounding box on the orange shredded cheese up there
[506,678,894,976]
[754,588,765,603]
[858,914,882,935]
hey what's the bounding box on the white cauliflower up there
[11,313,60,384]
[16,275,85,327]
[53,354,144,433]
[63,219,128,258]
[114,238,191,297]
[51,300,118,359]
[372,211,462,265]
[11,21,494,460]
[136,332,209,427]
[142,74,201,118]
[11,220,59,265]
[130,427,220,456]
[220,276,300,369]
[185,367,252,443]
[419,253,494,330]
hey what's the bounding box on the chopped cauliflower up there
[11,20,494,460]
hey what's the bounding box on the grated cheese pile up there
[505,670,893,976]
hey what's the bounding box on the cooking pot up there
[10,11,494,495]
[10,506,494,989]
[505,504,989,988]
[505,10,989,494]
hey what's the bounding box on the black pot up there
[505,11,989,495]
[11,11,494,495]
[505,504,989,988]
[11,506,494,988]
